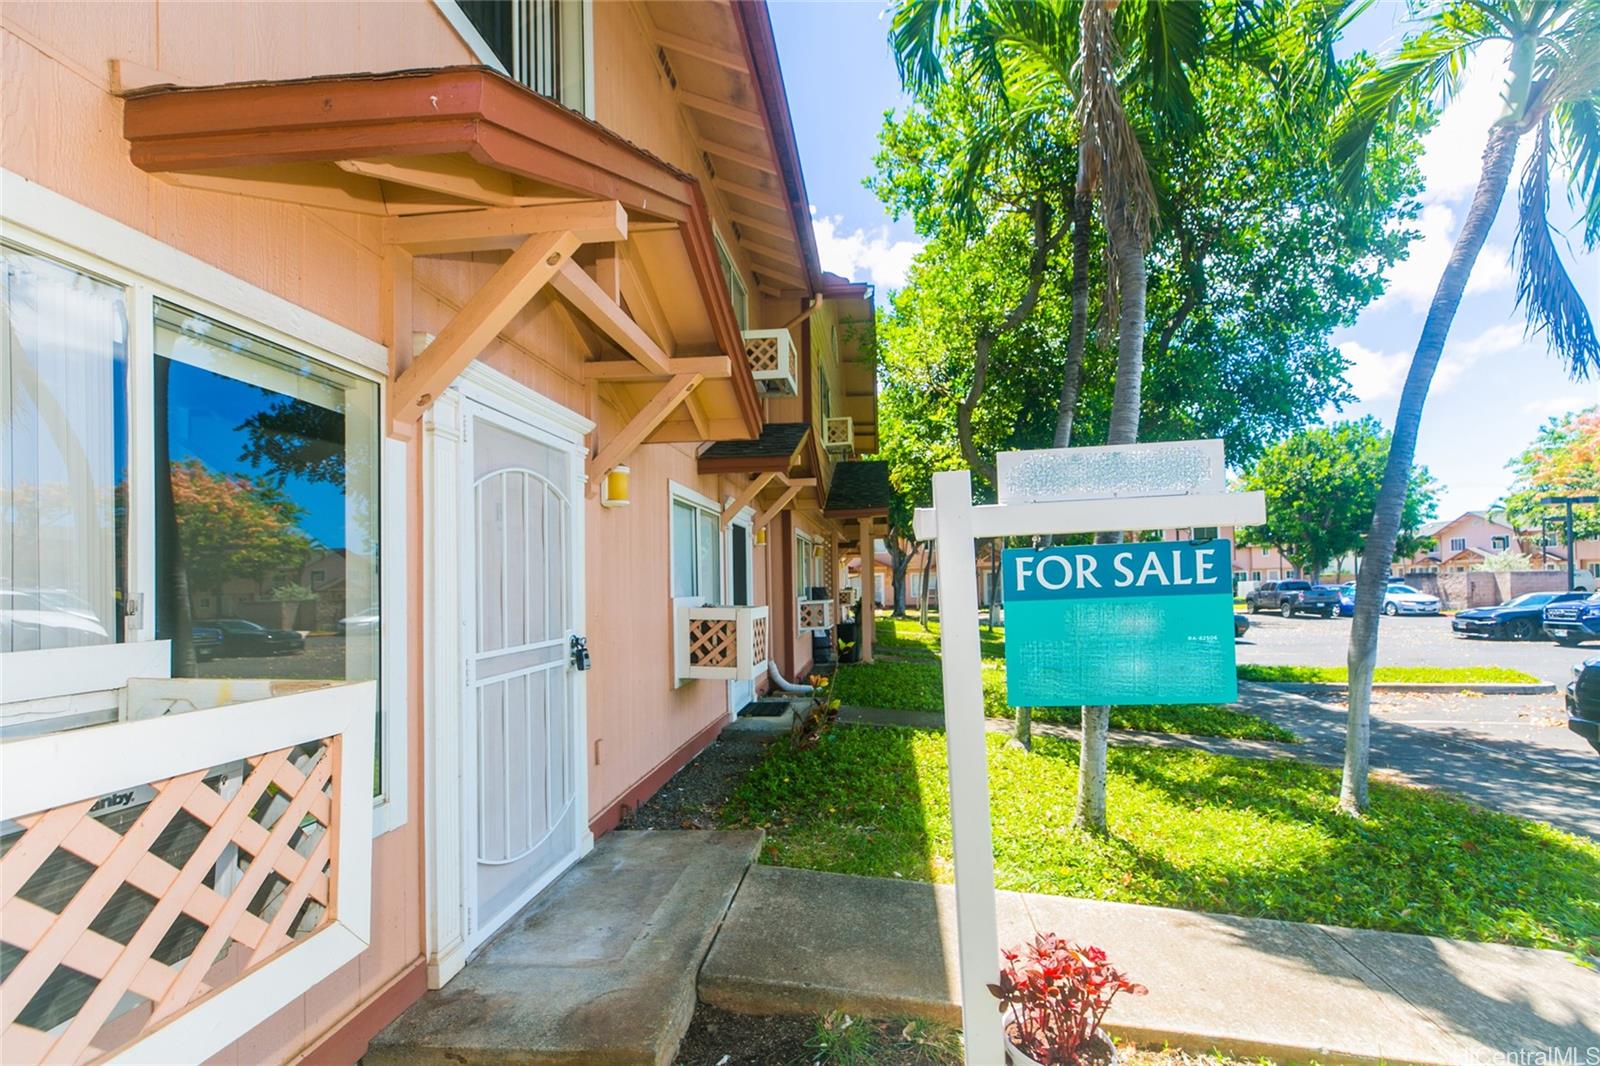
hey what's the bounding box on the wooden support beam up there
[719,177,787,211]
[685,392,711,437]
[652,28,748,72]
[677,90,765,128]
[591,242,622,300]
[160,166,389,215]
[730,213,798,244]
[702,139,779,174]
[617,245,678,355]
[381,246,415,440]
[747,252,809,290]
[722,473,777,528]
[384,201,627,253]
[338,157,527,206]
[581,356,729,380]
[587,374,702,490]
[390,229,579,423]
[551,260,674,375]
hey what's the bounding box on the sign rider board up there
[913,440,1265,1066]
[1004,540,1237,706]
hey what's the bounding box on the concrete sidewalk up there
[700,866,1600,1066]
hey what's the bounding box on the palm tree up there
[1333,0,1600,813]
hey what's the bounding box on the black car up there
[1452,591,1589,641]
[191,625,223,661]
[1568,657,1600,754]
[211,618,305,656]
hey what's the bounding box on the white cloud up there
[1338,339,1410,403]
[1521,395,1586,419]
[1435,322,1526,390]
[810,209,923,291]
[1377,203,1513,311]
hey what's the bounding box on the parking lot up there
[1234,610,1592,686]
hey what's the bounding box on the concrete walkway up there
[701,865,1600,1066]
[367,830,762,1066]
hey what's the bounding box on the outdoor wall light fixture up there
[754,527,768,547]
[600,464,630,508]
[812,541,827,560]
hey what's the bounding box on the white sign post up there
[912,441,1265,1066]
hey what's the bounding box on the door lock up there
[570,635,591,671]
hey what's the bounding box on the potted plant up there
[988,933,1147,1065]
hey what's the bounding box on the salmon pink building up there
[0,2,889,1061]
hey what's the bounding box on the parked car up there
[191,625,223,661]
[1245,580,1338,618]
[211,618,305,656]
[1382,584,1441,616]
[337,607,380,635]
[1452,591,1588,641]
[1336,578,1417,616]
[1568,657,1600,754]
[1543,592,1600,645]
[1234,613,1250,639]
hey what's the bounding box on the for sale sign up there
[1002,540,1237,706]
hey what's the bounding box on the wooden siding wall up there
[2,0,834,1057]
[0,5,471,1064]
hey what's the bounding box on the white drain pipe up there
[767,660,815,695]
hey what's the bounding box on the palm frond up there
[1330,10,1489,202]
[1127,0,1208,137]
[1555,95,1600,247]
[1514,117,1600,378]
[890,0,965,94]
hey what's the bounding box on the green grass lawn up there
[874,615,1006,661]
[723,726,1600,954]
[1238,664,1543,684]
[831,659,1297,741]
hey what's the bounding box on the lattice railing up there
[741,329,797,396]
[674,602,771,681]
[799,598,834,633]
[0,680,375,1064]
[823,416,854,453]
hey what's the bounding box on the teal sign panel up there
[1002,540,1237,706]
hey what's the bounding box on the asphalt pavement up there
[1234,609,1593,686]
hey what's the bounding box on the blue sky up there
[768,0,1599,520]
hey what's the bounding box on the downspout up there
[767,661,815,694]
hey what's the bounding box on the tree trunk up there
[889,538,912,618]
[1341,122,1520,815]
[153,357,196,678]
[1053,179,1095,448]
[918,543,935,630]
[1075,186,1148,835]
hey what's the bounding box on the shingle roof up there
[825,461,892,515]
[699,423,810,471]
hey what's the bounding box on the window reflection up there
[151,303,379,692]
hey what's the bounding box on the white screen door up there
[464,410,582,947]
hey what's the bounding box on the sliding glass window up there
[151,302,380,693]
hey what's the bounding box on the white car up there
[1383,584,1441,616]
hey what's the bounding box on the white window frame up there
[1,170,410,836]
[434,0,595,118]
[1449,537,1467,553]
[713,228,749,332]
[669,481,723,602]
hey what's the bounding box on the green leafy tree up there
[1238,419,1441,581]
[1502,406,1600,541]
[1332,0,1600,814]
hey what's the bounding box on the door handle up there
[570,634,591,671]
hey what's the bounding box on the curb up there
[1251,680,1556,696]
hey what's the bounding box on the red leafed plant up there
[988,934,1147,1065]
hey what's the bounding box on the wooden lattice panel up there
[799,599,833,631]
[823,417,853,450]
[0,739,339,1064]
[687,617,737,669]
[743,335,781,373]
[751,614,769,665]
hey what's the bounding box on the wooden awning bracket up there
[585,373,703,493]
[755,477,817,530]
[721,472,777,529]
[383,201,628,254]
